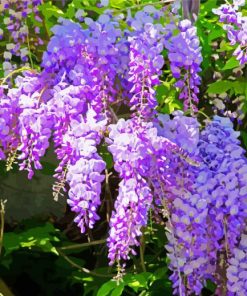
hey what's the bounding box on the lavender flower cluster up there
[159,114,247,295]
[1,3,247,295]
[1,0,43,75]
[213,0,247,65]
[165,20,202,112]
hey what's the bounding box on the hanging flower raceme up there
[196,117,247,288]
[42,16,123,116]
[41,16,126,202]
[106,8,178,269]
[13,72,53,178]
[1,0,43,75]
[165,20,202,112]
[128,19,165,119]
[155,112,209,296]
[0,84,19,160]
[106,119,154,264]
[0,70,53,177]
[213,0,247,65]
[65,109,107,233]
[227,232,247,295]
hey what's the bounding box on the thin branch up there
[109,106,119,123]
[140,234,146,272]
[104,169,113,222]
[59,239,106,250]
[58,249,114,278]
[0,67,37,85]
[0,200,7,256]
[25,20,34,69]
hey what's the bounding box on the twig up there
[0,67,37,85]
[59,239,106,250]
[25,20,34,69]
[0,200,7,256]
[104,169,113,222]
[140,234,146,272]
[109,106,119,123]
[58,249,113,278]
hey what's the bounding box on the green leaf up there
[39,1,65,33]
[207,81,232,94]
[40,2,64,18]
[241,131,247,150]
[208,28,224,42]
[222,57,239,70]
[149,279,172,295]
[109,0,134,9]
[156,82,183,114]
[3,222,59,256]
[206,280,217,293]
[110,283,125,296]
[123,272,151,292]
[232,81,247,94]
[217,40,234,52]
[99,144,113,170]
[96,280,120,296]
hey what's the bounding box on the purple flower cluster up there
[156,113,207,295]
[0,85,17,159]
[227,232,247,294]
[107,116,192,267]
[1,0,43,74]
[213,0,247,64]
[43,17,125,118]
[128,14,165,119]
[165,20,202,112]
[156,111,199,154]
[16,73,53,178]
[107,119,155,264]
[198,116,247,293]
[155,114,247,295]
[0,71,53,178]
[199,116,247,247]
[65,109,107,232]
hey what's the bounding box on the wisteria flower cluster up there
[1,2,247,296]
[165,19,202,112]
[213,0,247,65]
[1,0,43,75]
